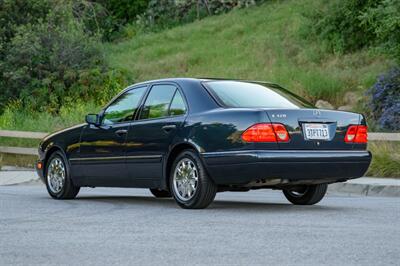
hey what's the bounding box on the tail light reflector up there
[345,125,368,143]
[272,124,290,142]
[242,123,290,142]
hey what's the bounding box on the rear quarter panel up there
[184,108,278,152]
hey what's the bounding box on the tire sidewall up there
[169,150,207,208]
[283,184,327,205]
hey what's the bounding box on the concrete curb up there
[0,170,39,186]
[328,177,400,197]
[0,170,399,197]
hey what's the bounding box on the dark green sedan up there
[36,78,371,209]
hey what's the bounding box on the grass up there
[0,100,100,133]
[0,153,37,169]
[0,0,392,132]
[105,0,391,106]
[0,0,398,177]
[367,142,400,178]
[0,137,40,148]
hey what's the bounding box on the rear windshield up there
[204,81,313,109]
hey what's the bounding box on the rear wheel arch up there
[163,143,199,190]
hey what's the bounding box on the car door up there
[77,86,148,186]
[124,83,188,186]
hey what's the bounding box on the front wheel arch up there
[44,145,74,184]
[44,150,80,199]
[44,146,64,171]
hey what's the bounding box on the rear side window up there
[139,85,176,120]
[204,81,312,109]
[169,90,187,116]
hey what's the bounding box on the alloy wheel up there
[173,158,199,201]
[47,157,66,194]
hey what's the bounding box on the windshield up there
[204,81,313,109]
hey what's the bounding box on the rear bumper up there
[201,150,372,185]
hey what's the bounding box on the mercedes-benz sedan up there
[36,78,372,209]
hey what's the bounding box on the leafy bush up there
[308,0,400,62]
[359,0,400,61]
[79,0,150,41]
[0,0,51,46]
[0,0,108,50]
[137,0,263,31]
[1,7,100,112]
[368,67,400,130]
[308,0,377,53]
[95,0,149,24]
[0,0,129,113]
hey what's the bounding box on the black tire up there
[45,151,80,200]
[283,184,328,205]
[169,150,217,209]
[149,188,171,198]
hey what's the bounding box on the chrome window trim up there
[69,155,162,161]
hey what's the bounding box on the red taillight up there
[345,125,368,143]
[242,123,290,142]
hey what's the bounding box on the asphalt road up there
[0,185,399,266]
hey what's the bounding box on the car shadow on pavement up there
[210,200,342,212]
[73,195,343,212]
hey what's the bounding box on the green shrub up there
[0,0,129,113]
[137,0,264,31]
[0,0,51,46]
[359,0,400,61]
[308,0,400,62]
[1,9,102,112]
[95,0,149,24]
[307,0,376,53]
[0,0,108,51]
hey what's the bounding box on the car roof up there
[130,77,283,89]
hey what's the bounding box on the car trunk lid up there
[263,109,362,150]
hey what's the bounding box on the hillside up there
[0,0,398,177]
[105,0,391,107]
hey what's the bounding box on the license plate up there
[303,123,330,140]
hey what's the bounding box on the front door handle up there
[115,129,128,136]
[162,124,177,132]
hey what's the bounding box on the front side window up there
[102,86,147,125]
[139,85,177,120]
[204,81,313,109]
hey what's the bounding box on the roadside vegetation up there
[0,0,399,176]
[367,141,400,177]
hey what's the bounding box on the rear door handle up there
[115,129,128,136]
[162,124,177,132]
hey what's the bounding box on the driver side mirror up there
[85,114,100,126]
